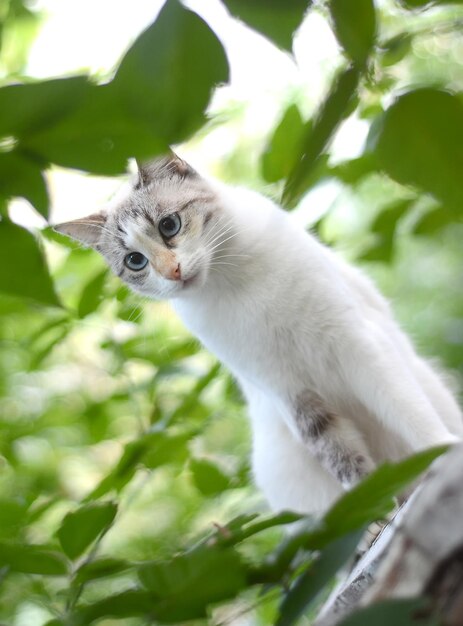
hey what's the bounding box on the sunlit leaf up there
[222,0,311,51]
[329,0,376,65]
[359,198,414,263]
[0,220,61,307]
[329,153,377,185]
[380,33,412,67]
[77,269,108,318]
[261,104,304,183]
[57,501,117,560]
[398,0,463,7]
[283,66,360,207]
[374,89,463,211]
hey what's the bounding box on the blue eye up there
[124,252,148,271]
[159,213,181,238]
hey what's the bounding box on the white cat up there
[55,154,463,516]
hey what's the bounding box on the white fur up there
[173,182,463,515]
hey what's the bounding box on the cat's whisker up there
[208,230,245,254]
[203,220,235,249]
[212,254,251,261]
[209,261,241,269]
[207,223,253,252]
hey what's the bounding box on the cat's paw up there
[338,453,374,489]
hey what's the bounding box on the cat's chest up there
[173,293,295,385]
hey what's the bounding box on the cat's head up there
[54,154,229,299]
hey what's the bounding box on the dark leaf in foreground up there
[329,0,376,65]
[0,75,91,138]
[113,0,229,145]
[0,220,61,307]
[222,0,310,51]
[276,531,363,626]
[0,150,49,217]
[375,89,463,212]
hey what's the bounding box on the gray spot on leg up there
[295,390,335,440]
[294,390,374,488]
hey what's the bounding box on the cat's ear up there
[53,213,106,248]
[136,152,196,187]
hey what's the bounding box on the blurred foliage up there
[0,0,462,624]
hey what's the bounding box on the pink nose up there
[166,263,181,281]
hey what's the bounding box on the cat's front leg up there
[292,390,375,489]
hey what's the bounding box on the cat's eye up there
[159,213,181,239]
[124,252,148,271]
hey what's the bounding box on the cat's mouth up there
[182,272,200,289]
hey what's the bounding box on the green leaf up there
[77,269,108,318]
[225,511,304,544]
[142,431,192,469]
[318,446,447,544]
[22,83,166,175]
[380,34,412,67]
[22,2,228,174]
[87,430,192,500]
[329,0,376,65]
[190,458,231,496]
[398,0,463,7]
[0,220,61,307]
[0,499,28,538]
[375,89,463,212]
[283,66,360,207]
[222,0,311,51]
[0,75,91,138]
[261,104,304,183]
[72,590,155,625]
[0,151,49,217]
[337,597,438,626]
[413,206,458,235]
[57,501,117,560]
[276,531,363,626]
[0,542,68,576]
[113,0,229,145]
[359,198,414,263]
[329,153,377,185]
[138,545,247,622]
[74,557,132,585]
